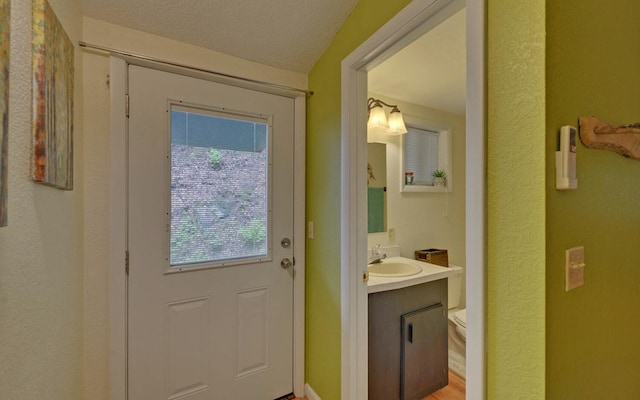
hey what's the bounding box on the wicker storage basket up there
[414,248,449,267]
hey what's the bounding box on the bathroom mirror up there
[367,143,387,233]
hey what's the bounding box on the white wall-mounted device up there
[555,125,578,190]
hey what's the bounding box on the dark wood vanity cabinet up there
[368,279,448,400]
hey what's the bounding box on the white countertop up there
[367,256,456,294]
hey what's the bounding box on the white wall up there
[0,0,84,399]
[367,94,466,303]
[81,17,308,399]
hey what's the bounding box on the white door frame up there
[108,57,307,399]
[340,0,486,399]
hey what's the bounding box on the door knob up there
[280,258,293,269]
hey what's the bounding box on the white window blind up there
[404,127,439,185]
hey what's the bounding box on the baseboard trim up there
[305,383,321,400]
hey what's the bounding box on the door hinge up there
[125,94,130,118]
[125,250,130,275]
[363,270,369,283]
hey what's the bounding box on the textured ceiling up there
[369,8,466,115]
[80,1,465,114]
[80,0,359,73]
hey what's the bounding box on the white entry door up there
[127,65,295,400]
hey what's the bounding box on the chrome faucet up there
[368,244,387,264]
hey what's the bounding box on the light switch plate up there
[308,221,314,239]
[565,246,585,291]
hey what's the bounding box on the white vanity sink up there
[367,255,457,294]
[368,262,422,277]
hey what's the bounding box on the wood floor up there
[290,369,464,400]
[422,370,465,400]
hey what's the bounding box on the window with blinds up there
[404,126,440,185]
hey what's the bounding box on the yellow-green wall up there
[307,0,547,399]
[306,1,412,397]
[487,1,546,398]
[546,1,640,398]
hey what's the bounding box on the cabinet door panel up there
[368,279,447,400]
[401,303,448,400]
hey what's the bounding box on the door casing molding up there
[108,57,307,399]
[340,0,486,398]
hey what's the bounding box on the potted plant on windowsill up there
[432,169,447,187]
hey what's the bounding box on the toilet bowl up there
[447,265,466,378]
[448,308,466,341]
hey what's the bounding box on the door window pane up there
[170,107,269,267]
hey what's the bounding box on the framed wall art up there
[32,0,74,190]
[0,0,9,226]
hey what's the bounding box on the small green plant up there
[432,169,447,187]
[239,219,266,249]
[209,148,223,169]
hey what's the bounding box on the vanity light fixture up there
[367,97,408,136]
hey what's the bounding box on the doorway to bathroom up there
[367,5,466,395]
[340,0,485,399]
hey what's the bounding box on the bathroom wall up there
[81,17,307,399]
[0,0,84,398]
[546,1,640,398]
[366,93,466,303]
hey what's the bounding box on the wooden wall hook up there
[578,116,640,160]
